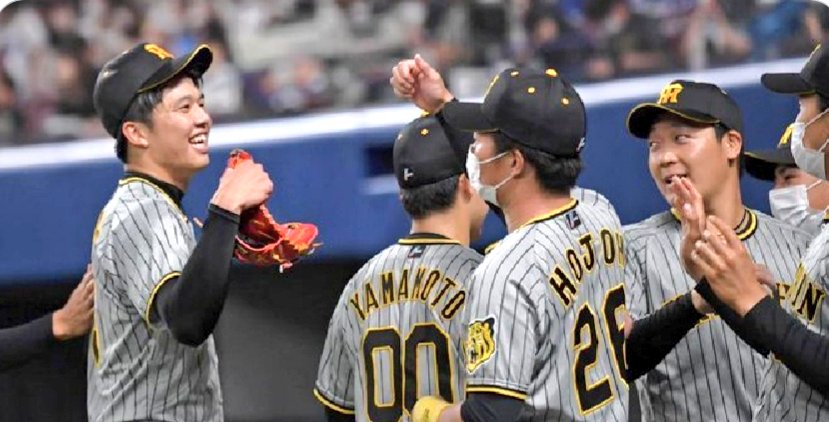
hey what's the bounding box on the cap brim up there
[139,44,213,93]
[761,73,814,95]
[626,103,719,139]
[442,101,498,133]
[744,148,795,181]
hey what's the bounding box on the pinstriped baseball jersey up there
[464,199,628,421]
[754,220,829,422]
[88,176,222,422]
[624,209,809,422]
[314,234,482,422]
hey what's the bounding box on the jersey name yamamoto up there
[464,199,628,422]
[754,221,829,422]
[315,234,482,421]
[89,177,222,422]
[624,209,809,422]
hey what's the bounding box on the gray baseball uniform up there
[624,209,809,422]
[315,234,482,421]
[464,199,628,421]
[754,219,829,422]
[89,176,222,421]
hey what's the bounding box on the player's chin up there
[186,152,210,170]
[659,188,676,207]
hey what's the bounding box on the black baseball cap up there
[761,43,828,97]
[393,116,465,189]
[627,80,743,139]
[93,42,213,139]
[442,68,586,156]
[744,124,796,181]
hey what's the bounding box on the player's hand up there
[411,396,451,422]
[211,159,274,215]
[690,216,768,316]
[754,264,776,297]
[390,54,454,114]
[53,265,95,341]
[669,177,706,281]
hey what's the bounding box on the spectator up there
[0,69,23,145]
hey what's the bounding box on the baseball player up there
[389,54,618,224]
[0,266,94,372]
[88,42,273,421]
[745,124,829,235]
[406,67,629,422]
[314,116,488,421]
[622,80,810,422]
[685,43,829,421]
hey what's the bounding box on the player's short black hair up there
[493,132,581,195]
[115,69,203,163]
[399,175,461,219]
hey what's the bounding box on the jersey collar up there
[120,171,185,210]
[398,233,461,245]
[520,199,579,229]
[669,207,758,241]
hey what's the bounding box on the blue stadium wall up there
[0,60,804,421]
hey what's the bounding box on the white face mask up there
[790,120,829,180]
[769,180,825,235]
[466,148,514,207]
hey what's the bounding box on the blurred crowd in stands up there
[0,0,826,146]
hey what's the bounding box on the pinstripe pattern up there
[465,199,628,421]
[624,209,809,422]
[315,236,482,421]
[754,223,829,422]
[88,178,222,422]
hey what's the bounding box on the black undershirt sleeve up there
[324,408,356,422]
[460,392,525,422]
[434,101,472,166]
[434,104,506,225]
[742,296,829,396]
[154,204,239,346]
[0,314,56,372]
[694,280,770,356]
[625,292,704,382]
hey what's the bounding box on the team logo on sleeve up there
[466,316,496,373]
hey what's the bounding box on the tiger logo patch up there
[466,316,496,373]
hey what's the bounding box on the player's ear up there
[723,130,742,162]
[510,148,526,177]
[458,173,473,201]
[121,121,150,149]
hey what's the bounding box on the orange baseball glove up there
[228,149,320,271]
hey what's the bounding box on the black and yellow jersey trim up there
[669,207,758,241]
[484,241,501,254]
[313,388,356,415]
[466,384,528,400]
[398,233,461,246]
[144,271,181,328]
[521,199,579,229]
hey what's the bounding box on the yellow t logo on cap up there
[778,124,794,148]
[484,74,501,98]
[144,44,173,60]
[658,83,683,105]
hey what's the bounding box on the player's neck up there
[125,162,191,191]
[704,182,745,228]
[411,212,469,246]
[502,188,573,233]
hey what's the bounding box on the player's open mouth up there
[663,174,687,185]
[189,133,209,153]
